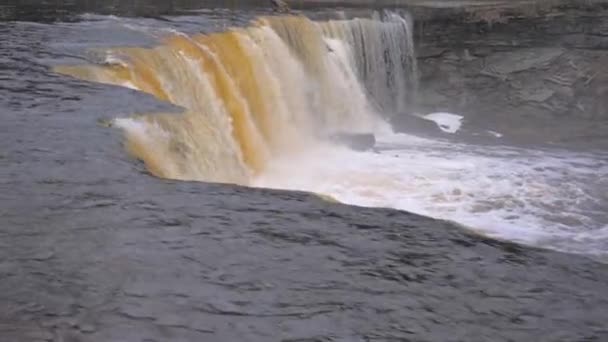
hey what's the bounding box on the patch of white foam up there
[117,81,138,91]
[79,13,121,21]
[113,117,170,141]
[423,112,463,133]
[103,52,129,68]
[487,130,503,138]
[254,131,608,256]
[121,23,186,38]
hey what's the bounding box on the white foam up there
[121,23,186,38]
[254,131,608,256]
[423,112,463,133]
[103,52,128,67]
[79,13,120,21]
[487,130,503,138]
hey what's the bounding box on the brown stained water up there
[2,1,608,341]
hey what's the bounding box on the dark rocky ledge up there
[399,0,608,148]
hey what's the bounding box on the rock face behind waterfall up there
[270,0,290,13]
[403,0,608,148]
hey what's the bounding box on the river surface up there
[2,2,608,341]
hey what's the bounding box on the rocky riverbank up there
[398,0,608,147]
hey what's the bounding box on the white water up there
[422,112,463,133]
[254,128,608,256]
[60,13,608,257]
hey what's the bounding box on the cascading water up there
[321,11,418,116]
[56,12,416,184]
[55,11,608,257]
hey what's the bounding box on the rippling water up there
[3,3,608,341]
[42,9,608,258]
[257,131,608,255]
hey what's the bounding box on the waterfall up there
[56,11,417,184]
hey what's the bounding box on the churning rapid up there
[56,11,608,257]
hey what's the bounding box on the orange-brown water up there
[55,14,415,184]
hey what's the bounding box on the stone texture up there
[405,0,608,147]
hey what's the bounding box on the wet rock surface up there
[2,2,608,342]
[408,0,608,148]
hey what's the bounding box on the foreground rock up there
[390,113,450,138]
